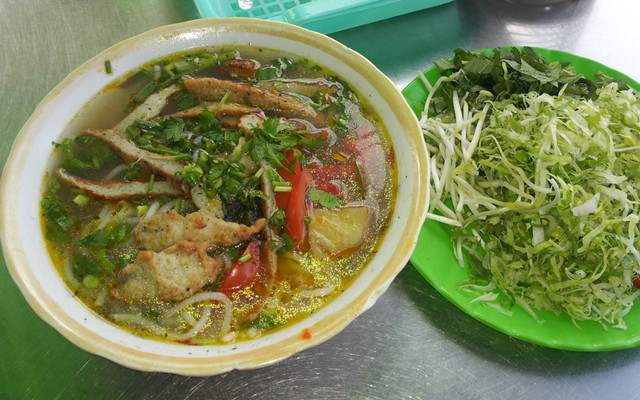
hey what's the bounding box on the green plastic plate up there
[403,47,640,351]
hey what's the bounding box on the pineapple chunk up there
[308,206,371,258]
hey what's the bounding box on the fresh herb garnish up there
[72,254,103,278]
[255,66,279,81]
[125,50,236,108]
[308,188,341,209]
[42,193,75,232]
[422,46,640,328]
[428,46,625,115]
[268,208,286,227]
[174,92,196,111]
[77,224,133,248]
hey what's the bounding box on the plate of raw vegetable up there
[404,47,640,351]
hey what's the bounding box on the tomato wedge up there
[274,149,301,210]
[273,149,312,245]
[307,161,362,199]
[218,240,261,295]
[284,169,312,244]
[336,125,386,200]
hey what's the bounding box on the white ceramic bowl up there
[0,18,428,375]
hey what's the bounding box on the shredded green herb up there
[422,47,640,328]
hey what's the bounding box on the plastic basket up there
[194,0,453,34]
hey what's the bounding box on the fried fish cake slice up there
[112,240,224,302]
[134,209,266,252]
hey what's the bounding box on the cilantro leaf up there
[308,188,341,209]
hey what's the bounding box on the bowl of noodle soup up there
[0,18,428,375]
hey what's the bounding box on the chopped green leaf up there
[42,193,75,231]
[72,254,103,278]
[83,274,101,289]
[77,230,108,248]
[308,188,341,209]
[175,92,196,110]
[73,194,90,207]
[268,208,286,227]
[256,67,278,81]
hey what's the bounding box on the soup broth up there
[42,46,396,344]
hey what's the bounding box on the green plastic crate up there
[194,0,453,34]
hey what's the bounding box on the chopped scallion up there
[83,274,100,289]
[73,194,90,207]
[136,205,149,217]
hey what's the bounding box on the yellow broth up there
[41,46,396,344]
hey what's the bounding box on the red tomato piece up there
[274,149,301,210]
[336,125,386,200]
[284,169,312,244]
[270,149,312,246]
[218,240,261,295]
[307,161,362,199]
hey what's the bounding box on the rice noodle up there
[157,200,176,214]
[173,306,211,341]
[220,331,237,343]
[64,259,81,287]
[112,313,167,336]
[165,291,232,336]
[300,286,334,298]
[94,288,108,307]
[96,204,115,229]
[97,202,135,229]
[104,164,129,180]
[181,311,197,326]
[142,200,160,220]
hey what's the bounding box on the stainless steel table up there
[2,1,640,398]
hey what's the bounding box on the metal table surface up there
[1,1,640,399]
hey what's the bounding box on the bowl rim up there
[0,17,429,375]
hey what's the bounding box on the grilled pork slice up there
[55,168,183,200]
[111,240,224,302]
[184,77,325,127]
[83,129,186,190]
[134,209,267,252]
